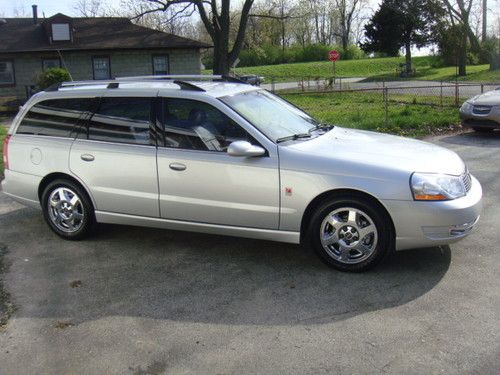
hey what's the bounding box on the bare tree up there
[73,0,105,17]
[249,0,301,60]
[442,0,483,75]
[12,5,30,17]
[482,0,487,41]
[443,0,481,51]
[332,0,365,52]
[119,0,199,38]
[133,0,255,75]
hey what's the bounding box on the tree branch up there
[229,0,254,64]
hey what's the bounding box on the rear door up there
[69,94,159,217]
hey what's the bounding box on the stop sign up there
[328,50,340,62]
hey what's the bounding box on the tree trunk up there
[458,33,467,76]
[342,33,348,53]
[482,0,487,42]
[212,40,230,75]
[405,42,412,74]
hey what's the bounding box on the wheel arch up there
[38,172,95,208]
[299,188,396,244]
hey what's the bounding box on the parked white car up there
[1,76,482,272]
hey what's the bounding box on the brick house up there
[0,7,210,100]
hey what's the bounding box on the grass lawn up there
[282,92,461,138]
[214,55,499,83]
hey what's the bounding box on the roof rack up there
[45,74,248,93]
[115,74,248,85]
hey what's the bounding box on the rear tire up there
[307,195,393,272]
[41,179,95,240]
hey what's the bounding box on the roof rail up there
[44,74,248,93]
[173,80,206,92]
[116,75,223,81]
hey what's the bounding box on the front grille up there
[461,170,472,192]
[472,105,492,115]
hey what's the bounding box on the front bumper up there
[382,175,482,250]
[460,106,500,129]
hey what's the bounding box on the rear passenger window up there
[17,98,94,138]
[87,97,152,145]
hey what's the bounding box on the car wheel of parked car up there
[472,127,493,132]
[41,179,95,240]
[308,196,393,272]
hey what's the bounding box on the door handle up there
[169,163,186,171]
[80,154,95,162]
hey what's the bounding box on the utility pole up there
[482,0,487,42]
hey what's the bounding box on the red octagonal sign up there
[328,50,340,62]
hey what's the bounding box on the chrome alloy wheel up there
[47,187,85,233]
[320,207,378,264]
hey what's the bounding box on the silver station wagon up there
[1,76,482,272]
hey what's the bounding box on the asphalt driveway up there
[0,131,499,374]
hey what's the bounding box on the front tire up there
[308,196,393,272]
[41,179,95,240]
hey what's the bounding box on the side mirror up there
[227,141,265,157]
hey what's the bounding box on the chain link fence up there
[267,77,499,135]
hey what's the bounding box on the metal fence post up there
[384,87,389,127]
[454,80,459,107]
[440,81,443,107]
[271,77,275,93]
[481,84,484,93]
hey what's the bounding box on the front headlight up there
[411,173,466,201]
[460,101,473,112]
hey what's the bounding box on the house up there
[0,5,210,100]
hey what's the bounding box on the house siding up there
[0,48,201,100]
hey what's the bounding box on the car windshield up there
[221,90,322,142]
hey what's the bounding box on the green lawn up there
[214,56,499,83]
[282,92,461,137]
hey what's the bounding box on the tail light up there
[2,134,11,170]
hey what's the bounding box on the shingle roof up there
[0,14,211,53]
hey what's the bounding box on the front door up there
[156,97,280,229]
[69,96,159,217]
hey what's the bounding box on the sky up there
[0,0,121,17]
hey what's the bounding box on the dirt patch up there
[130,360,167,375]
[0,243,15,329]
[69,280,82,288]
[54,321,74,329]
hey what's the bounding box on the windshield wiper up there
[276,133,312,143]
[308,123,334,134]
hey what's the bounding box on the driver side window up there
[162,98,255,152]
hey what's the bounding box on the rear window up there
[16,98,95,138]
[87,97,153,145]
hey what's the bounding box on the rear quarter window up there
[16,98,95,138]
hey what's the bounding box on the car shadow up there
[0,206,451,326]
[439,130,500,148]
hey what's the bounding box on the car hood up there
[285,127,465,176]
[467,89,500,106]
